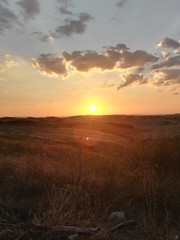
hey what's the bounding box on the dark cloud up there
[33,43,159,78]
[153,69,180,86]
[63,50,119,71]
[168,55,180,65]
[63,48,158,71]
[157,37,180,49]
[118,50,158,68]
[32,54,67,77]
[0,3,21,33]
[104,43,129,51]
[31,1,92,41]
[152,55,180,69]
[33,38,180,92]
[17,0,40,20]
[152,38,180,71]
[55,12,93,37]
[117,0,127,8]
[117,38,180,89]
[0,0,8,5]
[32,31,58,42]
[57,0,74,15]
[79,12,93,21]
[117,73,147,90]
[59,6,73,15]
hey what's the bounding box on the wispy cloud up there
[55,12,93,37]
[0,2,21,33]
[0,0,9,5]
[117,73,148,90]
[34,10,93,42]
[0,54,18,73]
[116,0,127,9]
[32,31,57,42]
[17,0,40,20]
[56,0,74,15]
[104,43,129,51]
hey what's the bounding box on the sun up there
[81,98,103,115]
[89,104,97,113]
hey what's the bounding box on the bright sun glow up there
[81,98,104,115]
[89,104,97,113]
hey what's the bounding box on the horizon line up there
[0,113,180,118]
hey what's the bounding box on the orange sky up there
[0,0,179,116]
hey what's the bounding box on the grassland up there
[0,115,179,239]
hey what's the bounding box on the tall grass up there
[0,135,179,239]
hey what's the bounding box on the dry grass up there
[0,134,179,239]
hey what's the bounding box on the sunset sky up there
[0,0,180,116]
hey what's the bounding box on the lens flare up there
[74,128,102,147]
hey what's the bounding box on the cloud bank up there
[32,37,180,91]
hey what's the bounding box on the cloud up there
[157,37,180,49]
[57,0,74,15]
[118,50,158,68]
[0,3,21,33]
[32,31,57,42]
[33,38,180,92]
[33,43,158,78]
[63,50,119,71]
[116,0,127,8]
[152,55,180,69]
[152,69,180,86]
[117,73,147,90]
[32,1,92,41]
[32,54,67,77]
[104,43,129,51]
[17,0,40,20]
[55,12,93,37]
[160,50,171,58]
[152,37,180,71]
[63,47,158,71]
[0,55,18,73]
[59,6,73,15]
[0,0,8,5]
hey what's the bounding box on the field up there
[0,115,179,239]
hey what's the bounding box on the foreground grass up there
[0,135,179,239]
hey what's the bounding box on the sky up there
[0,0,180,117]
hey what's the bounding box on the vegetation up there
[0,130,179,239]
